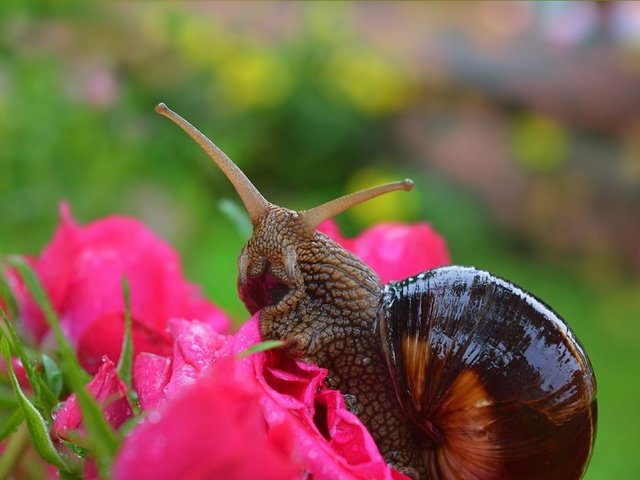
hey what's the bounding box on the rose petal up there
[21,204,78,340]
[76,313,173,374]
[162,320,228,401]
[133,319,229,409]
[133,353,171,411]
[115,360,300,480]
[0,357,30,390]
[52,358,133,441]
[318,219,451,283]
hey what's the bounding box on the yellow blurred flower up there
[141,8,292,110]
[216,51,292,109]
[511,113,569,173]
[326,51,416,114]
[346,167,420,226]
[175,18,232,68]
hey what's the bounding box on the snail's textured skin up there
[238,206,425,477]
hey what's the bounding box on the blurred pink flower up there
[127,316,408,480]
[1,265,25,318]
[0,357,29,389]
[318,219,451,283]
[19,203,229,373]
[83,67,119,109]
[52,358,133,441]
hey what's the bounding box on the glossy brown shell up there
[381,266,597,480]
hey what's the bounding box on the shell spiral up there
[381,266,597,480]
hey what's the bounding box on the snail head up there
[155,103,412,352]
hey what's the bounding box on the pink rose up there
[133,319,230,410]
[318,219,450,283]
[1,265,25,318]
[115,358,300,480]
[52,358,133,441]
[0,357,29,389]
[31,212,450,478]
[19,204,229,373]
[125,316,408,480]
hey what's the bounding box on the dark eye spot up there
[240,269,291,314]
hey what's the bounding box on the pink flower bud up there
[52,358,133,441]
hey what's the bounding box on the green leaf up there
[8,257,120,475]
[0,408,23,442]
[59,470,83,480]
[1,337,69,471]
[117,414,141,438]
[237,340,285,358]
[42,354,63,398]
[117,278,139,416]
[59,469,83,480]
[2,309,59,413]
[219,198,252,238]
[1,309,42,397]
[62,440,88,459]
[0,268,18,319]
[7,257,89,384]
[117,278,133,390]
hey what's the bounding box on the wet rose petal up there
[133,353,171,411]
[115,359,300,480]
[52,358,133,441]
[133,319,229,410]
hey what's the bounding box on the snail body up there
[156,104,597,479]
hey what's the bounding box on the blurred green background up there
[1,2,639,478]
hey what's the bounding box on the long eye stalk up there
[301,179,413,235]
[155,103,269,225]
[156,103,414,235]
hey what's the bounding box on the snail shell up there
[382,266,597,480]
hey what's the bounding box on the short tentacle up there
[300,179,413,236]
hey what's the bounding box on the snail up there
[155,103,597,480]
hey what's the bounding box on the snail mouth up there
[239,270,292,314]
